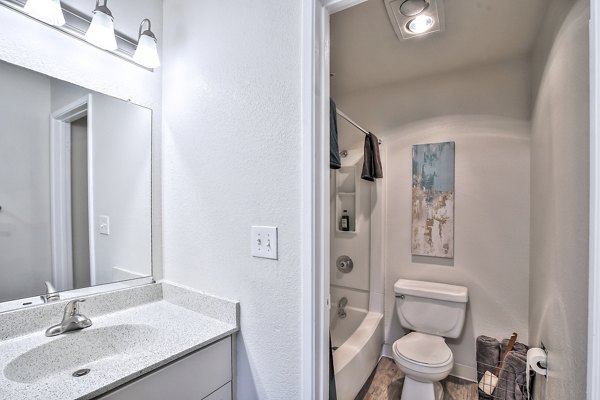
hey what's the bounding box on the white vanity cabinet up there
[97,336,233,400]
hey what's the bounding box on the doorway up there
[306,1,598,399]
[70,116,91,289]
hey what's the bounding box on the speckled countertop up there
[0,282,239,400]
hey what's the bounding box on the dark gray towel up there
[330,98,341,170]
[493,351,528,400]
[477,335,501,382]
[501,339,528,357]
[361,132,383,181]
[329,334,337,400]
[477,335,501,400]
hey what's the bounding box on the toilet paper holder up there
[527,347,548,376]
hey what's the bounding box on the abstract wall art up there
[411,141,455,258]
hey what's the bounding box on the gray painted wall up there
[0,61,52,302]
[529,1,590,399]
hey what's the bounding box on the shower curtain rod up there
[336,109,382,144]
[336,109,369,135]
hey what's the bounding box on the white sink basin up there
[4,324,158,384]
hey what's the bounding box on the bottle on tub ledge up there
[340,209,351,232]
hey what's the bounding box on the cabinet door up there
[203,382,232,400]
[98,336,231,400]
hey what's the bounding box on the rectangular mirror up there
[0,59,152,307]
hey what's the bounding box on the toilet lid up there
[394,332,452,366]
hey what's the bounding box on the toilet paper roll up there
[527,347,548,376]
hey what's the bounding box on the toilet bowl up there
[392,279,468,400]
[392,332,453,400]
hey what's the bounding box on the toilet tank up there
[394,279,468,339]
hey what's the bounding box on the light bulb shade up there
[85,10,118,50]
[134,33,160,68]
[24,0,65,26]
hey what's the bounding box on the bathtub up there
[331,307,384,400]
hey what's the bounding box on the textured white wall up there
[334,59,532,380]
[0,61,52,302]
[161,0,302,398]
[529,1,590,399]
[0,0,163,279]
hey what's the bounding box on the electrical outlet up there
[251,226,278,260]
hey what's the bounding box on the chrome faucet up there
[45,299,92,337]
[40,281,60,303]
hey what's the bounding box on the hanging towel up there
[330,98,341,170]
[361,132,383,181]
[329,334,338,400]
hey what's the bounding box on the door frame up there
[589,0,600,398]
[50,95,96,290]
[306,0,600,399]
[301,1,369,399]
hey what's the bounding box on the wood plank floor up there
[355,357,478,400]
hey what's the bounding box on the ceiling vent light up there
[85,0,118,51]
[133,19,160,69]
[399,0,429,17]
[23,0,65,26]
[407,15,434,34]
[384,0,444,40]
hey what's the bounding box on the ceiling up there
[330,0,548,96]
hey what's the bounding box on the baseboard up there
[451,363,476,382]
[382,343,393,359]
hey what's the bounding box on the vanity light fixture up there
[133,19,160,69]
[84,0,118,51]
[23,0,65,26]
[1,0,162,70]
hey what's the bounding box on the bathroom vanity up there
[0,283,240,400]
[0,16,242,399]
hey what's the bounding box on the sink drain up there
[72,369,91,378]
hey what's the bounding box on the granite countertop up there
[0,282,240,400]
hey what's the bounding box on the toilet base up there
[400,377,443,400]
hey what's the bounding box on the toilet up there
[392,279,468,400]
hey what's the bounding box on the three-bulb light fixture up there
[22,0,160,69]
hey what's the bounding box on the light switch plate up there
[251,226,278,260]
[99,215,110,235]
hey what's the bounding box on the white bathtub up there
[331,308,384,400]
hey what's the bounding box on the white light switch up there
[99,215,110,235]
[251,226,278,260]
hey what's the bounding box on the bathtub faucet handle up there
[338,297,348,308]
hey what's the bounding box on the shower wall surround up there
[334,57,532,380]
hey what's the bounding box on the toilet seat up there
[392,332,453,381]
[394,332,452,366]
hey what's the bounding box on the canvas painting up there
[411,141,455,258]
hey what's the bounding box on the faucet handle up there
[64,299,86,318]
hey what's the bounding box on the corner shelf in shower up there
[335,166,358,234]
